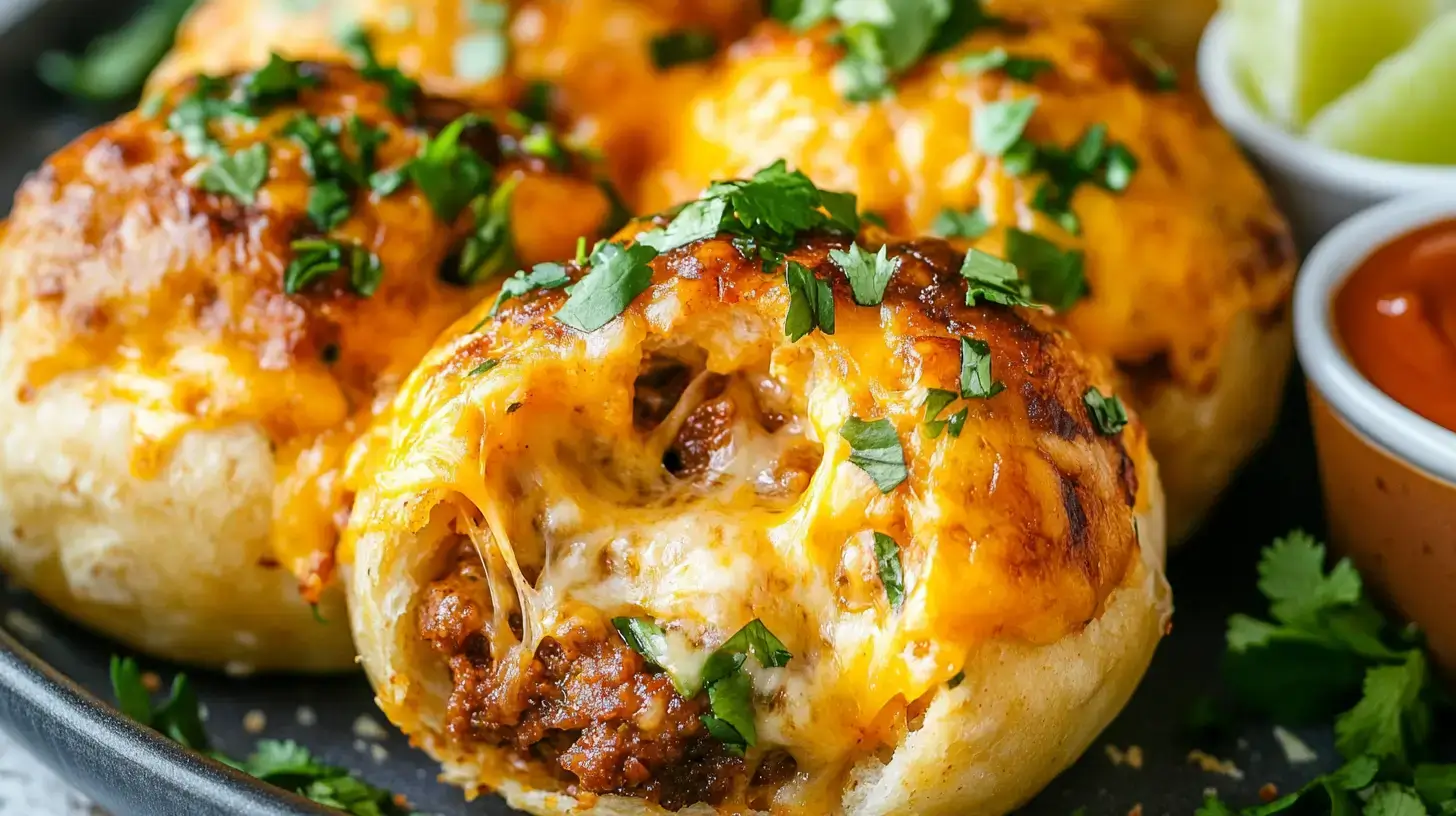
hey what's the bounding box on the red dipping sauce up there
[1334,219,1456,432]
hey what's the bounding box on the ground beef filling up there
[418,546,744,809]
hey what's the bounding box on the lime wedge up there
[1306,12,1456,164]
[1222,0,1441,129]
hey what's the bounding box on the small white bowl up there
[1296,191,1456,676]
[1198,13,1456,249]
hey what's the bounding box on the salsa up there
[1334,219,1456,433]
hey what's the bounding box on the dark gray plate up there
[0,4,1357,814]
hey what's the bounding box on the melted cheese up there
[344,233,1155,806]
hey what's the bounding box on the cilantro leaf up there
[716,619,792,671]
[554,242,658,332]
[873,532,905,611]
[1103,144,1139,192]
[614,617,670,664]
[650,29,718,69]
[1259,531,1364,628]
[1082,387,1128,435]
[636,198,728,253]
[705,671,757,747]
[339,27,419,115]
[768,0,834,28]
[240,53,318,112]
[306,180,351,231]
[1364,784,1430,816]
[448,178,518,285]
[110,656,154,727]
[831,243,897,306]
[1335,651,1432,763]
[1004,228,1086,311]
[699,714,747,756]
[242,739,329,780]
[369,167,408,196]
[839,416,907,493]
[975,97,1038,157]
[921,388,958,438]
[932,206,991,239]
[1415,764,1456,806]
[959,336,1004,400]
[784,261,836,340]
[285,238,381,297]
[1195,795,1237,816]
[960,249,1034,308]
[467,359,499,376]
[197,143,269,204]
[489,261,571,316]
[409,114,495,223]
[1131,38,1179,92]
[959,48,1052,82]
[711,160,828,237]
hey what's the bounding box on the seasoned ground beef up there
[418,545,744,809]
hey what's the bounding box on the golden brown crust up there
[344,222,1169,811]
[0,62,610,669]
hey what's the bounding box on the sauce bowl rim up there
[1295,191,1456,483]
[1198,13,1456,195]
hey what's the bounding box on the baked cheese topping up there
[345,228,1157,803]
[0,62,609,592]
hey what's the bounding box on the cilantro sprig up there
[772,0,1001,101]
[1201,533,1454,815]
[110,657,417,815]
[839,416,908,493]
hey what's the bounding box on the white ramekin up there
[1199,13,1456,250]
[1296,191,1456,676]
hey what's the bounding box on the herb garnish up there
[932,206,991,239]
[614,617,792,755]
[36,0,196,102]
[467,359,499,376]
[784,261,836,340]
[1022,123,1140,235]
[408,114,495,223]
[488,261,571,316]
[1082,387,1127,435]
[960,248,1035,308]
[1004,228,1085,311]
[241,53,320,111]
[921,388,967,439]
[975,97,1039,158]
[960,48,1052,82]
[554,242,658,332]
[1197,533,1455,815]
[284,238,383,296]
[773,0,1000,101]
[830,243,898,306]
[447,178,518,285]
[339,27,419,115]
[959,336,1005,399]
[839,416,908,493]
[1130,38,1178,92]
[110,657,416,815]
[650,29,718,69]
[197,143,270,204]
[873,532,905,611]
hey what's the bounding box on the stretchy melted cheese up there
[0,63,609,670]
[345,228,1172,814]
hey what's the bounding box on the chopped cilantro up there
[110,657,413,815]
[699,714,747,756]
[447,178,517,285]
[1103,144,1139,192]
[872,532,905,611]
[947,670,965,689]
[1022,124,1139,234]
[165,76,236,159]
[36,0,195,102]
[975,97,1038,158]
[1082,387,1127,435]
[921,388,959,439]
[960,248,1034,308]
[650,29,718,70]
[408,114,495,223]
[959,48,1052,82]
[839,416,907,493]
[339,27,419,115]
[368,166,407,196]
[467,359,499,376]
[959,336,1004,400]
[705,672,757,748]
[1004,229,1085,311]
[784,261,836,341]
[306,180,351,230]
[284,238,381,297]
[196,143,269,205]
[554,242,658,332]
[636,198,728,253]
[931,206,991,239]
[488,261,571,316]
[240,53,318,112]
[768,0,834,29]
[1130,38,1178,92]
[517,80,554,123]
[830,243,897,306]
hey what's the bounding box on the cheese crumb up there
[369,743,389,764]
[1104,744,1144,769]
[1273,726,1318,765]
[242,710,267,734]
[1188,750,1244,779]
[296,706,318,727]
[352,714,388,741]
